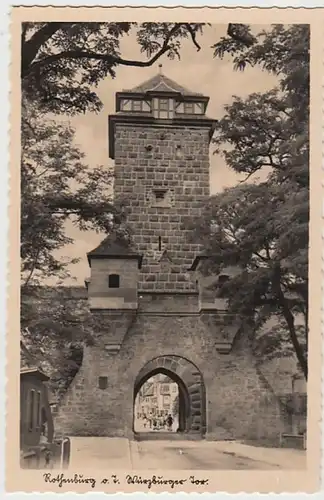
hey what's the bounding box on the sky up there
[54,24,278,286]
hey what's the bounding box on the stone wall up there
[113,124,210,291]
[54,293,286,441]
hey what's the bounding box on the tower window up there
[98,376,108,390]
[152,189,169,207]
[184,102,194,114]
[154,98,173,119]
[154,189,166,202]
[158,236,162,251]
[147,188,174,208]
[108,274,120,288]
[131,100,143,112]
[159,99,169,111]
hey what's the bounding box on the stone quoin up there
[54,71,286,440]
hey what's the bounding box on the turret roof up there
[124,72,203,97]
[87,231,143,267]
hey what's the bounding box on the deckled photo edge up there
[5,6,324,494]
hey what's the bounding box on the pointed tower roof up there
[125,72,203,97]
[87,231,143,268]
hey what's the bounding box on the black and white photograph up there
[6,6,323,494]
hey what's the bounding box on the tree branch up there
[239,170,257,184]
[254,251,270,263]
[185,23,201,51]
[22,246,41,288]
[227,23,256,47]
[21,23,28,44]
[23,23,184,78]
[21,23,68,77]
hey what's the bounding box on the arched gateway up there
[134,356,206,435]
[53,71,286,442]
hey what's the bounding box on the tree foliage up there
[20,99,117,392]
[194,24,309,378]
[21,22,261,115]
[20,98,130,286]
[21,287,94,399]
[21,22,206,114]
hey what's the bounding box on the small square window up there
[147,188,174,208]
[108,274,120,288]
[154,189,166,202]
[98,376,108,390]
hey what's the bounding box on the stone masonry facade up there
[114,125,210,291]
[54,290,286,440]
[53,73,290,441]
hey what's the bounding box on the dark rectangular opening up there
[98,376,108,390]
[36,391,41,428]
[28,389,35,432]
[154,189,166,201]
[108,274,120,288]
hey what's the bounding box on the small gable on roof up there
[125,73,203,97]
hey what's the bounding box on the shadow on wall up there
[48,344,84,403]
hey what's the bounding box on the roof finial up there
[158,63,163,75]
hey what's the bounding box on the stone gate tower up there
[55,71,285,440]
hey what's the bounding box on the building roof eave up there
[20,367,50,381]
[87,252,143,269]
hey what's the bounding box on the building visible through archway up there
[133,355,206,437]
[134,373,180,433]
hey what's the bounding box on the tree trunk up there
[280,295,308,380]
[272,267,308,380]
[21,23,66,77]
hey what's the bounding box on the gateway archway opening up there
[133,355,206,437]
[134,371,188,434]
